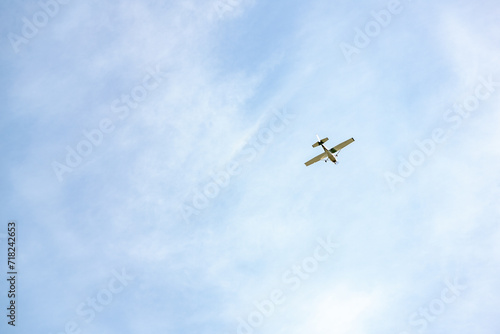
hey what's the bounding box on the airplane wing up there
[305,152,327,166]
[330,138,355,153]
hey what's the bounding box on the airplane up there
[305,135,355,166]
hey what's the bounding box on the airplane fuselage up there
[321,144,337,164]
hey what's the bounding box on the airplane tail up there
[312,136,329,148]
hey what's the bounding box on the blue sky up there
[1,0,500,333]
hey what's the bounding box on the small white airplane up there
[305,135,355,166]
